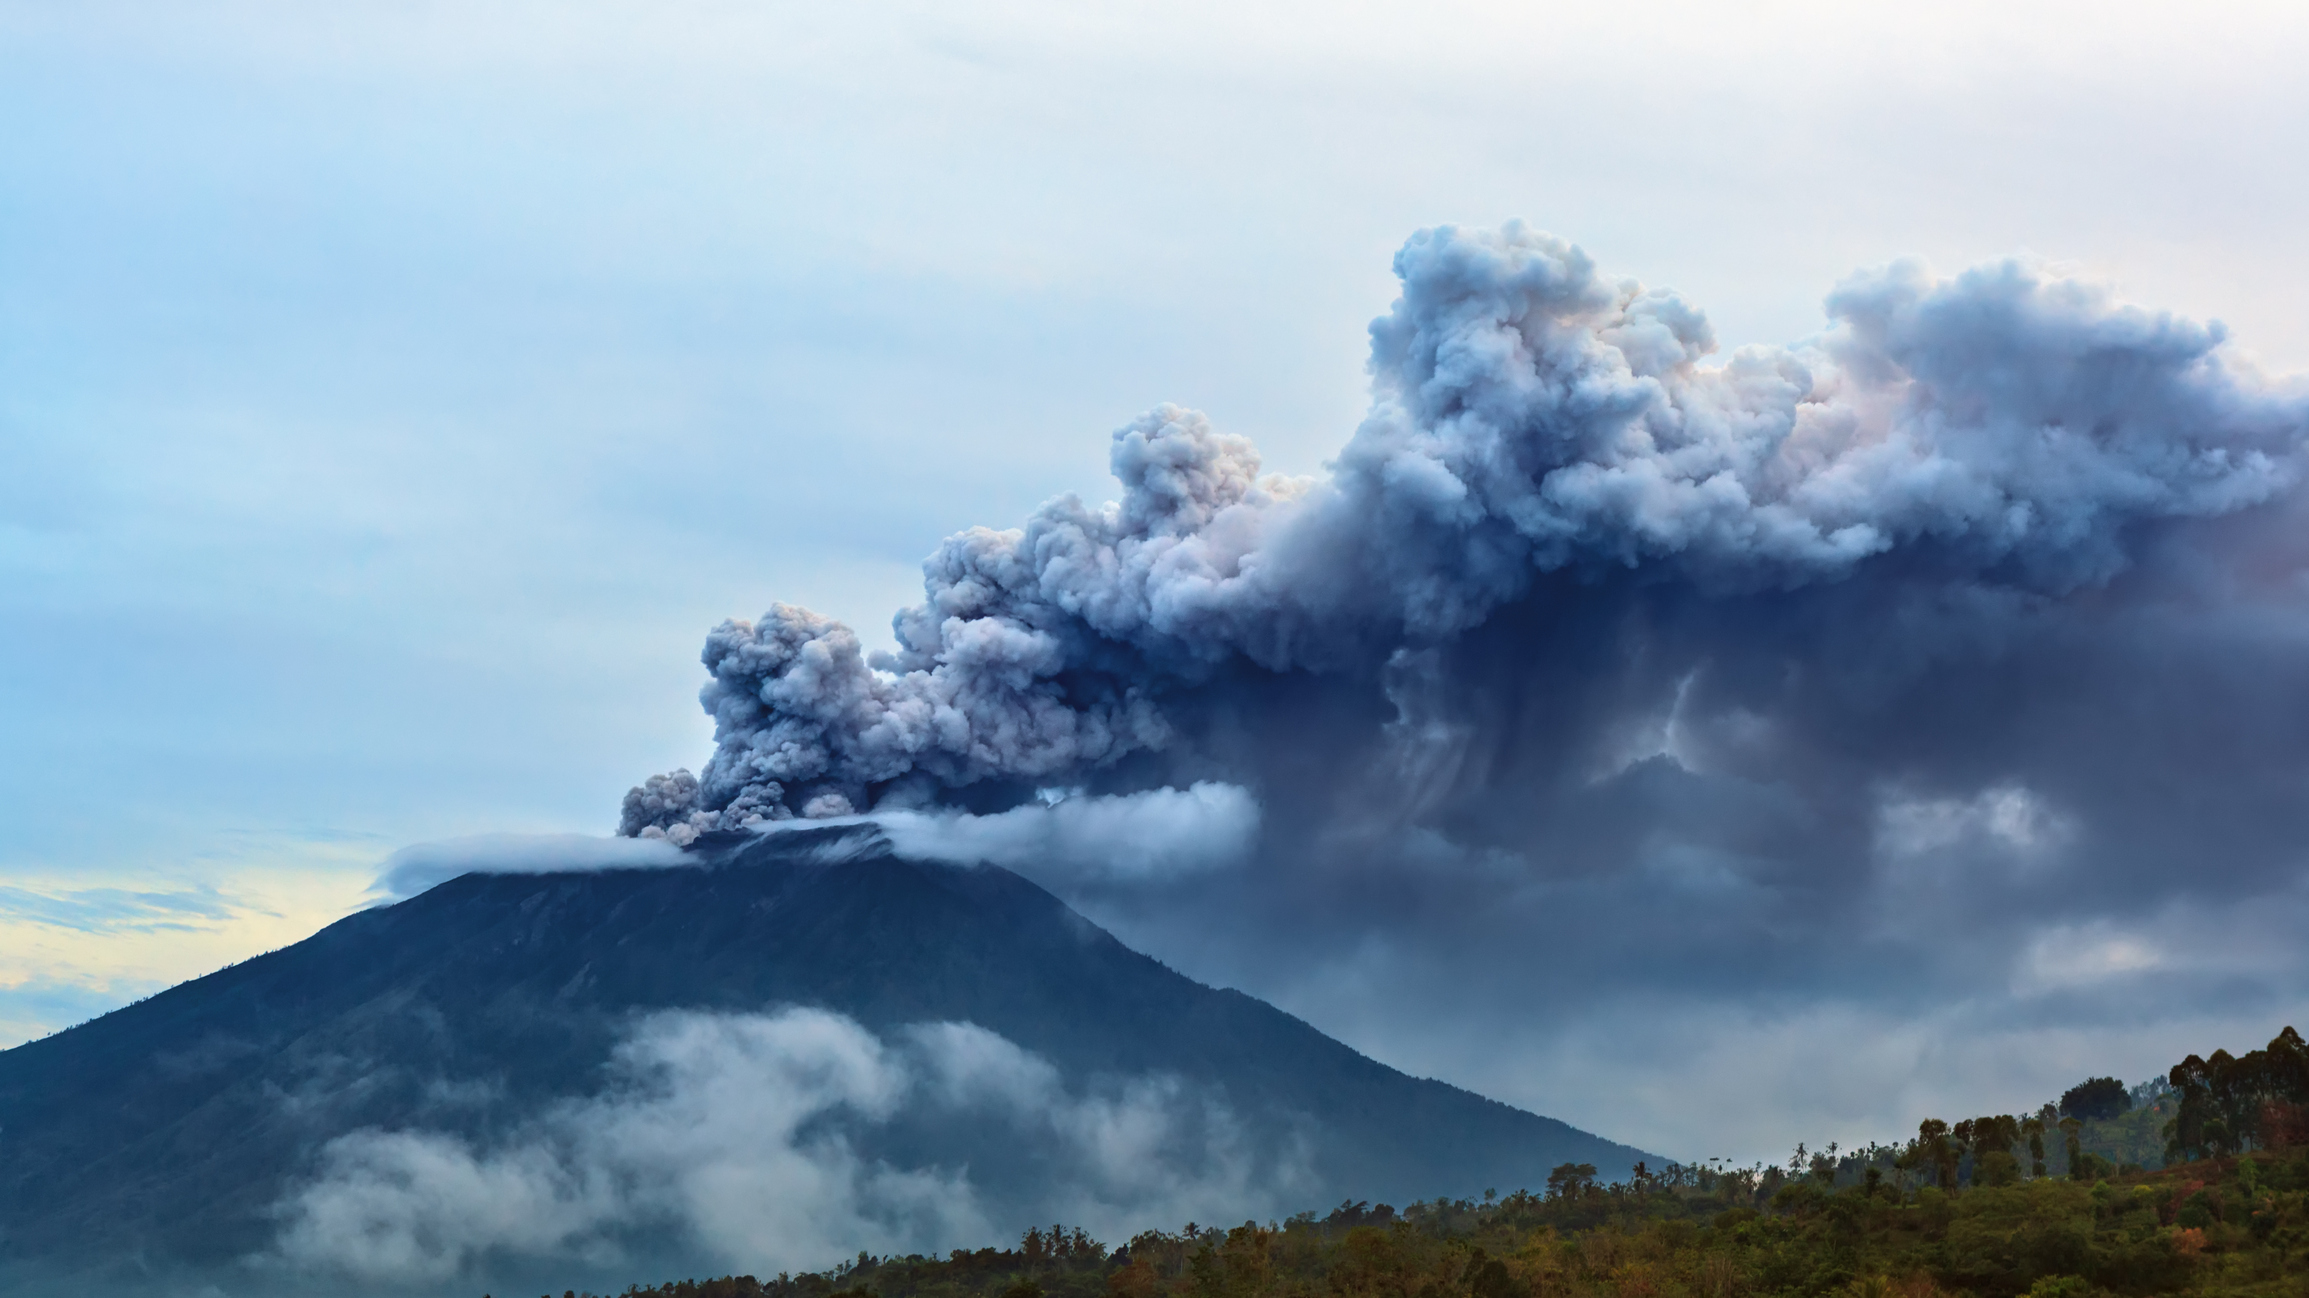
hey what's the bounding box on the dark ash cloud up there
[623,224,2309,1157]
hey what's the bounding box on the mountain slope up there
[0,827,1649,1289]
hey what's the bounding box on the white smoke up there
[876,783,1260,881]
[270,1008,1305,1287]
[374,832,688,899]
[370,784,1252,908]
[624,224,2307,834]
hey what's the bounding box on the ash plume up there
[624,222,2307,845]
[622,225,2309,1156]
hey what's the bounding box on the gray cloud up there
[620,224,2309,1158]
[269,1008,1308,1288]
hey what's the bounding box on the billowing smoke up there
[622,223,2309,1157]
[624,223,2301,839]
[271,1008,1306,1287]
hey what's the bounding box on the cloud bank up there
[375,833,688,900]
[376,784,1257,907]
[273,1008,1305,1288]
[875,782,1261,882]
[619,224,2309,1157]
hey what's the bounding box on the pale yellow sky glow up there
[0,848,378,1049]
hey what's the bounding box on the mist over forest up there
[393,1026,2309,1298]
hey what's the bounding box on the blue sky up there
[6,0,2309,1159]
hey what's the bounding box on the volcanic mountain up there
[0,826,1649,1294]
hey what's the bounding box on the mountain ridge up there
[0,826,1650,1293]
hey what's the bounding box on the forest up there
[512,1028,2309,1298]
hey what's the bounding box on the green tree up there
[1966,1114,2021,1186]
[1899,1119,1959,1192]
[2058,1077,2130,1121]
[2164,1027,2308,1161]
[1544,1162,1598,1201]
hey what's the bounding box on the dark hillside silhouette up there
[0,826,1645,1289]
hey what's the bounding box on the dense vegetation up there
[517,1029,2309,1298]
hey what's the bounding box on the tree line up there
[514,1026,2309,1298]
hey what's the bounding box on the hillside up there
[600,1145,2309,1298]
[0,826,1647,1293]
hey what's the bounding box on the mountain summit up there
[0,827,1648,1294]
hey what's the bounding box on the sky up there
[6,0,2309,1167]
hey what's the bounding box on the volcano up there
[0,826,1649,1294]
